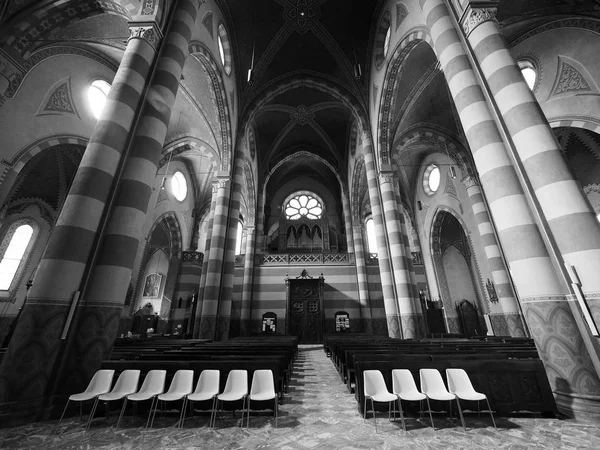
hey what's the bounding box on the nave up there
[1,345,600,450]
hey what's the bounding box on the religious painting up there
[142,273,162,298]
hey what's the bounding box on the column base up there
[489,312,527,337]
[555,390,600,419]
[400,313,426,338]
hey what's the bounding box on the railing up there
[258,252,354,265]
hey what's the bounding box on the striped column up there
[423,0,600,413]
[193,181,219,338]
[0,22,161,408]
[341,187,355,253]
[216,151,245,340]
[362,132,402,337]
[394,188,425,336]
[255,192,266,255]
[352,223,373,333]
[464,4,600,325]
[462,174,525,336]
[240,226,256,336]
[54,0,200,397]
[379,170,420,338]
[199,175,231,339]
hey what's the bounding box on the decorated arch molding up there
[509,18,600,48]
[429,206,471,257]
[189,41,233,173]
[242,160,256,227]
[351,156,367,221]
[160,136,220,170]
[241,76,369,137]
[2,0,133,58]
[392,125,474,175]
[377,27,433,167]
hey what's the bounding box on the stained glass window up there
[285,194,323,220]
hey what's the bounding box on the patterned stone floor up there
[2,344,600,449]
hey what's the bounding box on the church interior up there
[2,0,600,447]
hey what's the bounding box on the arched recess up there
[429,207,487,335]
[377,27,433,167]
[132,212,183,330]
[188,41,234,173]
[351,156,368,222]
[240,75,370,138]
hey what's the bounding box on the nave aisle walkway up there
[1,344,600,449]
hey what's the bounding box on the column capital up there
[182,251,204,265]
[128,21,163,50]
[353,224,364,233]
[361,130,373,144]
[215,176,231,191]
[461,2,498,37]
[379,170,396,186]
[461,173,480,189]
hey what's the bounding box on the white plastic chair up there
[151,370,194,428]
[87,369,140,429]
[446,368,496,430]
[246,369,278,428]
[391,369,430,431]
[363,370,397,433]
[184,370,220,427]
[58,369,114,427]
[117,369,166,428]
[213,370,248,428]
[419,368,460,430]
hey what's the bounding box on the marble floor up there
[2,345,600,449]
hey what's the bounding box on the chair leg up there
[371,398,378,433]
[149,397,159,428]
[240,396,246,428]
[246,398,251,428]
[397,398,406,432]
[117,399,127,428]
[86,398,100,429]
[363,397,367,423]
[58,399,70,427]
[425,397,435,431]
[179,398,187,428]
[274,397,278,428]
[485,397,497,429]
[455,398,466,431]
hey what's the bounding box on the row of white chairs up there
[58,368,278,429]
[363,368,496,432]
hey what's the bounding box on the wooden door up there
[287,277,323,344]
[458,300,484,336]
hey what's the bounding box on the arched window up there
[235,221,243,255]
[285,193,323,220]
[0,224,34,290]
[87,80,111,119]
[365,217,377,254]
[171,171,188,201]
[423,164,441,195]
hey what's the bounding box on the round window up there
[285,193,323,220]
[171,171,187,201]
[383,27,391,57]
[423,164,441,196]
[217,23,232,76]
[88,80,111,119]
[518,60,537,91]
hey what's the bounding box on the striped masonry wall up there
[199,176,231,339]
[467,13,600,322]
[58,0,201,395]
[255,192,265,254]
[462,174,525,336]
[379,172,420,337]
[240,226,256,335]
[193,181,218,338]
[216,151,245,340]
[174,251,203,310]
[362,133,402,337]
[422,0,600,411]
[251,265,361,335]
[0,28,160,406]
[352,224,373,333]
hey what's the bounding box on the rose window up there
[285,194,323,220]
